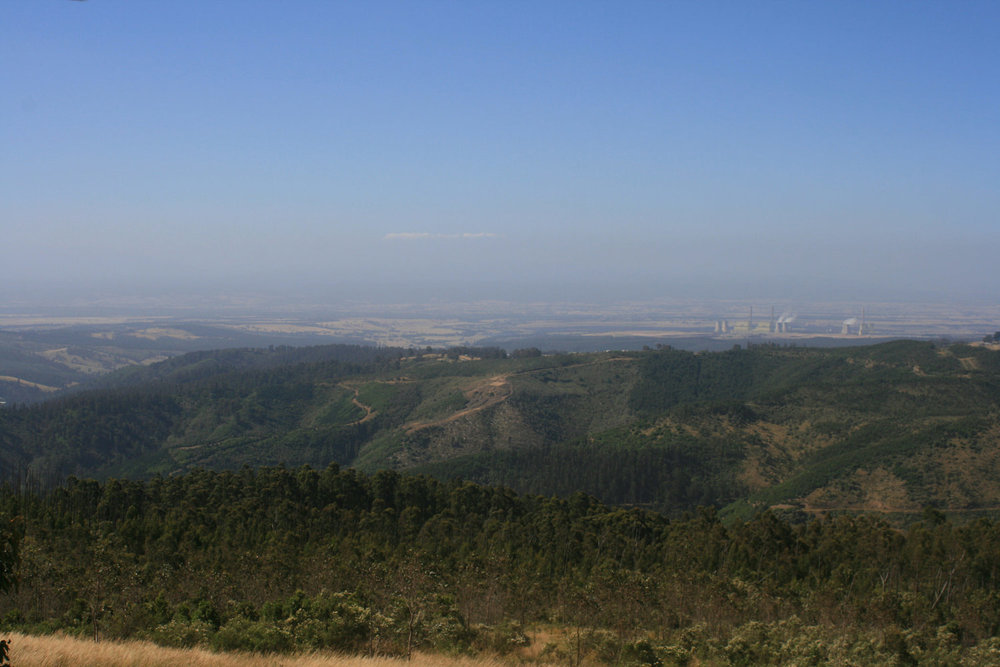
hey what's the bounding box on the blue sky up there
[3,1,999,304]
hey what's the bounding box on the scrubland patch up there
[739,456,773,493]
[38,347,135,375]
[958,356,980,370]
[803,467,918,512]
[901,430,1000,508]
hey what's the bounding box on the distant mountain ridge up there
[2,340,999,518]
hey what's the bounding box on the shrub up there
[474,620,529,654]
[210,617,293,653]
[621,639,662,666]
[145,619,214,648]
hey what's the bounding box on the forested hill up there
[2,340,1000,516]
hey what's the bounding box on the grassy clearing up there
[4,632,507,667]
[311,388,366,426]
[355,382,400,413]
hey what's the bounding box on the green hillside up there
[2,340,1000,516]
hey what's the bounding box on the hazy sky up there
[4,2,999,305]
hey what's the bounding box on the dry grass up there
[132,327,202,341]
[4,633,509,667]
[0,376,60,392]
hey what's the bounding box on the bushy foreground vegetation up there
[5,466,1000,663]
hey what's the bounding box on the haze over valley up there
[2,295,997,404]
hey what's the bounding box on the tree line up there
[3,466,1000,662]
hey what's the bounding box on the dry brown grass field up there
[4,632,509,667]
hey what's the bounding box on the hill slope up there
[2,341,1000,515]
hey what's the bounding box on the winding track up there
[401,356,633,434]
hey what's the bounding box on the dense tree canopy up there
[3,467,1000,662]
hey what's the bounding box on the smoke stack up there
[776,312,795,334]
